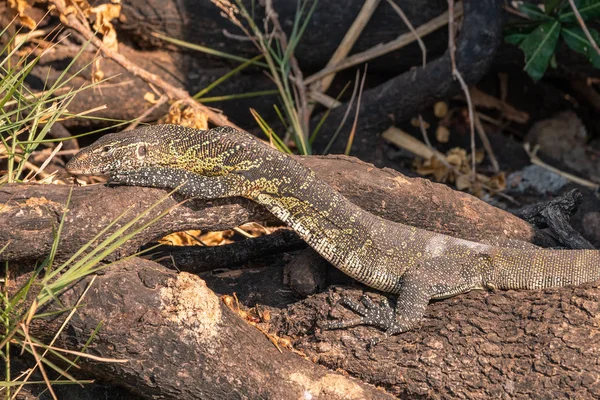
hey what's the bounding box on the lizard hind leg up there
[320,268,431,343]
[321,257,485,344]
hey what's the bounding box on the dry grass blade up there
[311,0,381,93]
[29,142,62,181]
[344,66,368,155]
[323,70,361,154]
[20,324,57,400]
[567,0,600,57]
[304,3,463,85]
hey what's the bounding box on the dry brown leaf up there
[433,101,448,118]
[435,125,450,143]
[455,173,472,191]
[415,156,451,183]
[92,58,104,83]
[90,1,121,51]
[163,101,209,130]
[144,92,158,104]
[487,172,507,192]
[8,0,37,28]
[468,87,529,124]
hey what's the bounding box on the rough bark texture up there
[8,258,392,400]
[268,284,600,399]
[0,155,545,263]
[8,250,600,399]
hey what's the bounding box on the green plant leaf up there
[559,0,600,22]
[562,26,600,68]
[505,33,530,45]
[518,3,554,20]
[519,20,561,80]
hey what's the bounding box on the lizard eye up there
[136,144,147,159]
[101,146,114,156]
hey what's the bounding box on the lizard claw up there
[320,294,405,342]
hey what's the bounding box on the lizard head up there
[66,124,272,178]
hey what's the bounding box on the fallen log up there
[0,155,544,263]
[7,257,393,400]
[269,282,600,398]
[8,242,600,399]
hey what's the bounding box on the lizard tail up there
[492,248,600,290]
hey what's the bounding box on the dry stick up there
[524,144,600,190]
[386,0,426,67]
[447,0,476,181]
[49,0,241,130]
[307,0,380,116]
[311,0,381,97]
[310,91,342,108]
[473,113,500,173]
[304,3,463,85]
[568,0,600,57]
[386,0,436,170]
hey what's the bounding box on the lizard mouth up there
[64,165,110,177]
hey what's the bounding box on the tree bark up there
[8,247,600,399]
[0,155,545,263]
[268,283,600,399]
[7,257,392,400]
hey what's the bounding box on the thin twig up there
[386,0,426,67]
[525,143,599,190]
[304,3,463,85]
[567,0,600,57]
[313,0,381,93]
[345,65,368,155]
[49,0,240,130]
[502,3,530,19]
[473,113,500,173]
[447,0,476,181]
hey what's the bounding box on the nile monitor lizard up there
[66,125,600,339]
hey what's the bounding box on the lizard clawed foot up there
[320,294,407,342]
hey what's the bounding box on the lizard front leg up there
[321,256,485,342]
[109,167,244,199]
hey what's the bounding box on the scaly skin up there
[66,125,600,338]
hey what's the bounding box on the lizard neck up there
[243,155,413,293]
